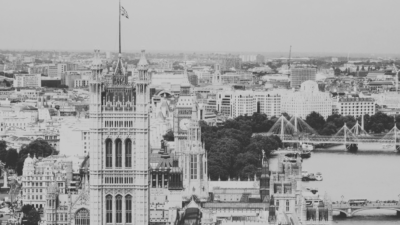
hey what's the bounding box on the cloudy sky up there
[0,0,399,55]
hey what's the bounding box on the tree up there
[305,111,326,132]
[200,115,283,180]
[368,112,393,132]
[22,204,41,225]
[16,155,27,176]
[4,80,11,87]
[0,140,7,163]
[19,139,55,158]
[320,122,337,135]
[208,138,241,179]
[18,140,56,175]
[5,148,18,169]
[162,130,174,142]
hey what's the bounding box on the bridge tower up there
[395,124,400,151]
[280,115,285,141]
[343,123,358,152]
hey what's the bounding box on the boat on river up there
[315,172,323,181]
[285,150,311,159]
[302,172,323,181]
[301,143,314,151]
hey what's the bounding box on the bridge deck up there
[332,203,400,210]
[255,133,398,144]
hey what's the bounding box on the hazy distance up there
[1,0,400,56]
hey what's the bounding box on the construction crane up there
[393,63,399,93]
[287,45,292,69]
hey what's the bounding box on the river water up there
[271,143,400,224]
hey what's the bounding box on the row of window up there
[47,213,69,222]
[106,138,132,168]
[25,194,43,200]
[104,177,134,184]
[24,188,43,193]
[275,200,291,212]
[106,195,132,223]
[104,121,134,128]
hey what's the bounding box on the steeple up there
[112,0,128,86]
[137,50,149,70]
[188,98,201,143]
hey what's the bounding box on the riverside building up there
[335,97,375,117]
[281,80,332,119]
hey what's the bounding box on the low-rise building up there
[14,74,41,88]
[335,97,375,117]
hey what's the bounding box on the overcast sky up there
[1,0,400,55]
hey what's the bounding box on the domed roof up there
[24,156,33,164]
[300,80,319,93]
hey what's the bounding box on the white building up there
[57,64,67,78]
[14,88,39,100]
[281,80,332,119]
[372,92,400,109]
[150,97,173,149]
[74,79,89,87]
[335,97,375,117]
[14,74,41,88]
[59,118,91,156]
[21,155,74,209]
[239,54,257,62]
[215,90,284,118]
[48,65,58,78]
[231,91,255,118]
[254,91,282,117]
[216,91,233,116]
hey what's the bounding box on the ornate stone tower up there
[173,80,193,153]
[182,102,209,201]
[212,63,222,85]
[259,151,270,202]
[45,182,58,224]
[89,50,151,225]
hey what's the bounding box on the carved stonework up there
[104,189,113,195]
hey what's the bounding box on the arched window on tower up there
[115,139,122,167]
[75,208,90,225]
[116,195,122,223]
[106,195,112,223]
[125,139,132,167]
[125,195,132,223]
[106,139,112,168]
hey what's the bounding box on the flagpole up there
[119,0,121,55]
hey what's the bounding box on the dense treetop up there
[199,113,282,180]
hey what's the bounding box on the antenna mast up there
[288,45,292,69]
[119,0,121,55]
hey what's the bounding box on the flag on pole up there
[120,6,129,19]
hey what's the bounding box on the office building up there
[14,74,41,88]
[290,68,317,88]
[335,97,375,117]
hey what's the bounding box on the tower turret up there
[91,49,103,81]
[260,150,270,201]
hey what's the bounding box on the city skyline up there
[1,0,400,55]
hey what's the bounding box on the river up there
[271,143,400,224]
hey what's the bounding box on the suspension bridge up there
[256,115,400,151]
